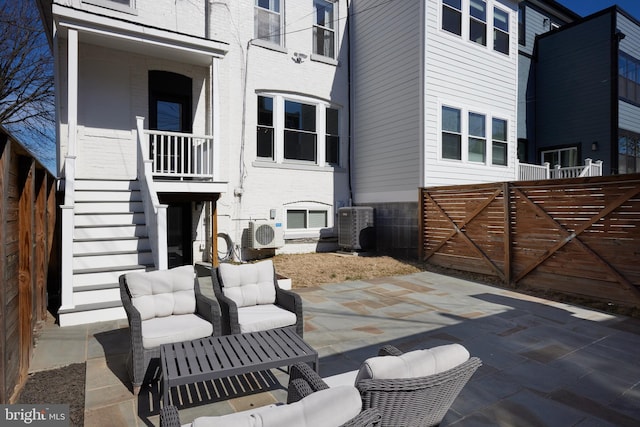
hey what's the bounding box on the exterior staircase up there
[58,179,155,326]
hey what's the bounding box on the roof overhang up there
[51,3,228,66]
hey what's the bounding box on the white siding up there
[351,0,423,203]
[423,0,519,187]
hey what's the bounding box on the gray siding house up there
[535,6,640,175]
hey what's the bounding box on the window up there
[442,106,462,160]
[257,96,274,159]
[442,0,462,36]
[287,209,327,229]
[256,95,340,166]
[255,0,282,45]
[494,7,509,54]
[619,52,640,105]
[518,3,525,46]
[285,101,317,162]
[541,147,578,168]
[469,0,487,46]
[468,112,486,162]
[314,0,336,59]
[83,0,135,12]
[326,108,339,164]
[492,118,508,166]
[619,129,640,174]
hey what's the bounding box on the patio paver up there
[28,270,640,426]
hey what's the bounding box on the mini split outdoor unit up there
[247,221,285,249]
[338,207,375,251]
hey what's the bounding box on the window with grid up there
[469,0,487,46]
[492,118,508,166]
[442,0,462,36]
[313,0,336,59]
[255,0,282,45]
[468,112,486,163]
[494,7,509,54]
[442,106,462,160]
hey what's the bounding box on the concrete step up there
[73,287,121,307]
[58,302,126,327]
[72,251,154,270]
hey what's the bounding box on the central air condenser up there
[338,207,375,251]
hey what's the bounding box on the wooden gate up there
[420,175,640,307]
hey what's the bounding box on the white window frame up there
[541,147,578,168]
[284,202,334,238]
[82,0,136,14]
[469,0,487,46]
[313,0,337,60]
[440,103,510,167]
[493,6,510,55]
[256,93,341,168]
[255,0,283,46]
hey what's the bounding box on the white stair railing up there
[137,117,168,270]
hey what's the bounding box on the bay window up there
[257,94,341,167]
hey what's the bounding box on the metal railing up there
[145,129,215,180]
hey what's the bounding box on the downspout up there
[346,0,353,205]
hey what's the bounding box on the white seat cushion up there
[190,385,362,427]
[237,304,297,334]
[355,344,470,382]
[141,313,213,349]
[126,265,197,320]
[219,260,276,307]
[323,344,470,387]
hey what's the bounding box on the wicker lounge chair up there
[210,259,304,337]
[119,265,222,394]
[288,344,482,427]
[159,385,381,427]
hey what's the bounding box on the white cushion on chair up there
[237,304,297,333]
[141,313,213,349]
[191,385,362,427]
[355,344,470,382]
[126,265,197,321]
[219,260,276,307]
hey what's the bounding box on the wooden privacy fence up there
[419,174,640,307]
[0,129,57,403]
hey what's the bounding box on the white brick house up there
[37,0,350,325]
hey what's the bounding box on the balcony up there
[517,158,603,181]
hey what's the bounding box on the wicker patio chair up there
[288,344,482,427]
[159,385,381,427]
[210,259,304,337]
[119,265,222,395]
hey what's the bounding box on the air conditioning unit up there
[247,221,285,249]
[338,207,375,251]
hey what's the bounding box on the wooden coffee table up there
[159,328,318,406]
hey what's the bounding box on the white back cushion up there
[126,265,196,320]
[355,344,470,383]
[191,385,362,427]
[219,260,276,307]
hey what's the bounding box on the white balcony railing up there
[517,158,603,181]
[145,129,215,180]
